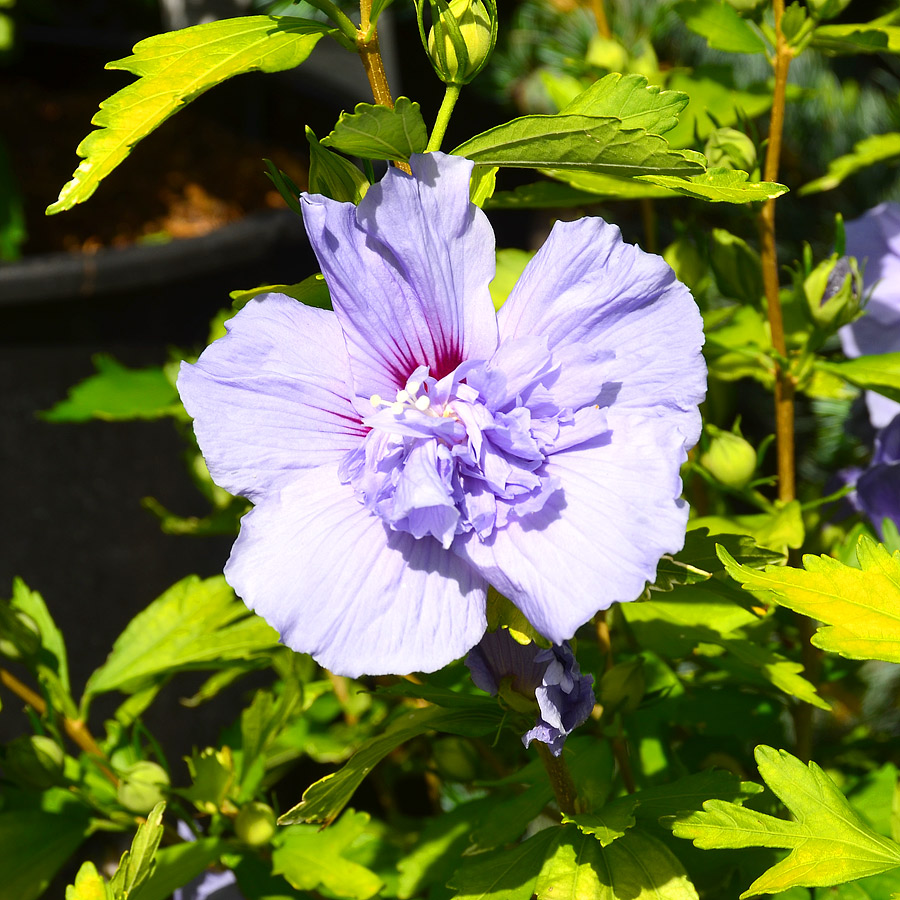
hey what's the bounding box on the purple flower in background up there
[838,413,900,537]
[466,629,595,755]
[177,152,706,677]
[840,202,900,427]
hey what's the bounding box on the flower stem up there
[303,0,359,44]
[0,667,118,785]
[426,83,462,152]
[758,0,794,504]
[535,742,578,816]
[357,0,411,174]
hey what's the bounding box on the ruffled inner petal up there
[177,293,366,501]
[225,469,488,677]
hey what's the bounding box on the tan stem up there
[0,667,118,785]
[591,0,612,39]
[535,742,578,816]
[758,0,795,504]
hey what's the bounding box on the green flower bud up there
[235,801,277,847]
[807,0,852,19]
[803,254,862,332]
[426,0,495,84]
[117,760,169,814]
[3,735,65,789]
[0,609,41,660]
[432,736,480,782]
[704,127,757,173]
[598,660,645,715]
[700,425,757,489]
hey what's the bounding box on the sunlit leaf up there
[322,97,428,162]
[636,169,788,203]
[675,0,768,53]
[65,862,112,900]
[816,354,900,405]
[720,535,900,664]
[108,802,165,898]
[48,17,328,213]
[671,747,900,897]
[800,133,900,195]
[811,23,900,54]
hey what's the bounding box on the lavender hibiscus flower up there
[177,152,706,677]
[840,202,900,427]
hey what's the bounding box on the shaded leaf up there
[279,705,502,824]
[453,115,706,175]
[48,17,328,213]
[630,770,762,821]
[541,169,674,199]
[130,838,224,900]
[41,354,180,423]
[563,796,638,847]
[306,126,370,203]
[676,0,768,53]
[817,355,900,405]
[229,272,331,310]
[322,97,427,162]
[671,747,900,897]
[800,133,900,195]
[811,23,900,54]
[84,575,279,700]
[720,535,900,664]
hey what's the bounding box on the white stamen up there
[415,395,431,411]
[390,401,405,415]
[370,394,383,408]
[396,389,411,403]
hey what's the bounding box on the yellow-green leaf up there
[719,535,900,663]
[48,17,328,214]
[672,747,900,898]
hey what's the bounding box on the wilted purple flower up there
[466,629,595,755]
[838,413,900,537]
[177,152,706,677]
[840,202,900,427]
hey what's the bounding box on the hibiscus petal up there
[177,293,366,501]
[498,217,706,444]
[454,414,690,643]
[225,469,488,677]
[301,153,498,399]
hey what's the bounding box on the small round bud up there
[117,761,169,814]
[0,610,41,660]
[427,0,494,84]
[701,426,757,490]
[803,254,862,332]
[235,801,277,847]
[3,735,65,789]
[704,127,757,173]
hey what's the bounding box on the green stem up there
[426,83,462,152]
[303,0,359,44]
[535,742,578,816]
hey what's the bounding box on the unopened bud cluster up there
[419,0,497,84]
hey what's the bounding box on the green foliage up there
[0,137,25,261]
[675,0,768,54]
[321,97,428,162]
[816,354,900,405]
[811,22,900,54]
[672,747,900,897]
[41,355,181,423]
[720,536,900,665]
[636,170,788,203]
[108,802,166,898]
[453,115,706,175]
[47,17,329,213]
[800,132,900,195]
[83,575,279,704]
[306,127,370,203]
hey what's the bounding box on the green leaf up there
[109,802,166,898]
[452,115,706,176]
[710,227,764,306]
[719,535,900,664]
[675,0,768,53]
[538,170,675,200]
[447,825,560,900]
[691,501,805,552]
[534,826,699,899]
[800,133,900,195]
[671,746,900,897]
[0,791,91,900]
[0,137,26,261]
[306,126,370,203]
[229,272,331,310]
[563,797,638,847]
[636,169,788,203]
[470,164,498,207]
[489,248,534,311]
[41,354,180,423]
[630,770,762,821]
[271,811,383,900]
[468,783,555,852]
[181,747,236,813]
[817,354,900,405]
[130,838,225,900]
[66,862,114,900]
[84,575,279,700]
[489,178,654,208]
[279,705,501,824]
[321,97,428,162]
[811,23,900,54]
[652,528,784,592]
[48,16,328,213]
[559,73,688,135]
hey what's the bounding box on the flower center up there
[338,339,608,549]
